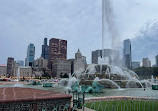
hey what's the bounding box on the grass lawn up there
[85,100,158,111]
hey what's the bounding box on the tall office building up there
[155,55,158,67]
[41,38,49,59]
[123,39,132,69]
[92,50,102,64]
[92,49,120,66]
[142,58,151,67]
[26,43,35,67]
[6,57,14,77]
[48,38,67,69]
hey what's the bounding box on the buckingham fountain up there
[0,0,157,110]
[59,0,152,93]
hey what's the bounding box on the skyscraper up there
[142,58,151,67]
[6,57,14,77]
[92,49,120,66]
[73,49,86,73]
[26,43,35,67]
[48,38,67,69]
[155,55,158,67]
[123,39,132,69]
[41,38,49,59]
[92,50,102,64]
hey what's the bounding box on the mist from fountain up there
[151,75,154,83]
[105,67,110,79]
[59,78,68,86]
[67,77,77,90]
[140,80,152,88]
[59,0,150,91]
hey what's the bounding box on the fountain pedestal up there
[0,87,72,111]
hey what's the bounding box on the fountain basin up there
[0,87,72,111]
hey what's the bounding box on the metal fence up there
[82,99,158,111]
[0,99,71,111]
[0,99,157,111]
[71,92,158,111]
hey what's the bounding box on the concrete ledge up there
[0,87,72,103]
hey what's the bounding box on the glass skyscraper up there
[123,39,132,69]
[6,57,14,77]
[41,38,49,59]
[26,43,35,67]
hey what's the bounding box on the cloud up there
[0,0,102,64]
[1,0,158,65]
[132,19,158,65]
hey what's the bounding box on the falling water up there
[140,80,152,88]
[101,79,121,89]
[67,77,77,89]
[94,77,100,82]
[105,67,110,79]
[102,0,119,50]
[126,78,144,89]
[14,67,23,87]
[151,75,154,83]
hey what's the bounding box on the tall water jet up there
[14,66,23,87]
[105,67,110,79]
[102,0,120,50]
[99,0,120,67]
[151,75,154,83]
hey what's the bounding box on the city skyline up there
[0,0,158,64]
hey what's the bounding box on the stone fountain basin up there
[0,87,72,103]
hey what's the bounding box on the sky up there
[0,0,158,65]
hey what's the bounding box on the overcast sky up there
[0,0,158,65]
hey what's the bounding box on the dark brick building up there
[48,38,67,69]
[6,57,14,77]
